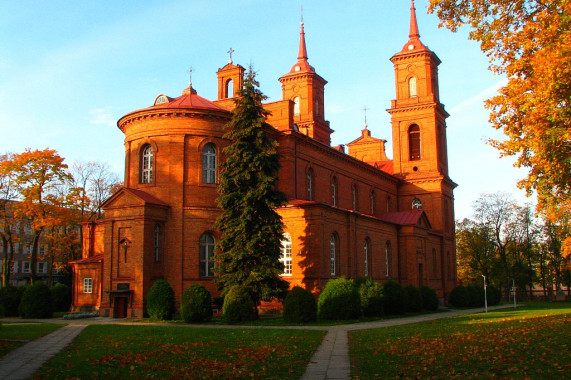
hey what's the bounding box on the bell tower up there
[388,0,456,234]
[279,18,332,145]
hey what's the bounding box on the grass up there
[350,302,571,379]
[0,323,64,358]
[34,325,326,379]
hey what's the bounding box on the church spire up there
[409,0,420,39]
[298,19,308,61]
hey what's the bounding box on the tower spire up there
[409,0,420,39]
[298,9,308,61]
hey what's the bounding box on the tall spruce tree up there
[214,67,289,310]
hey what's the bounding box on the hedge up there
[146,279,175,320]
[283,286,317,323]
[318,277,360,320]
[180,284,212,323]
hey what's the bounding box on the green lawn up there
[35,325,326,379]
[350,302,571,379]
[0,323,64,358]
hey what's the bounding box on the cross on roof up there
[227,47,235,63]
[188,66,193,87]
[362,105,369,129]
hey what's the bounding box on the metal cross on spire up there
[301,5,304,23]
[188,66,193,87]
[227,47,235,64]
[362,105,369,129]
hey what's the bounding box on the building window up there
[202,143,217,184]
[37,262,47,274]
[199,233,216,277]
[10,261,18,273]
[39,245,45,255]
[385,241,391,277]
[141,144,154,184]
[412,198,422,209]
[225,79,233,98]
[364,239,370,277]
[386,196,391,212]
[409,77,417,98]
[307,168,313,201]
[293,96,300,116]
[330,234,337,276]
[154,224,160,262]
[370,190,375,214]
[83,278,93,293]
[23,261,31,274]
[331,177,337,206]
[408,124,421,161]
[280,233,292,276]
[352,184,358,210]
[432,248,438,277]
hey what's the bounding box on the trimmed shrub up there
[146,279,175,320]
[420,286,439,311]
[487,285,502,306]
[0,285,25,317]
[405,285,423,312]
[19,282,53,318]
[180,284,212,323]
[359,278,384,317]
[283,286,317,323]
[51,283,72,312]
[466,284,485,307]
[382,280,409,315]
[449,285,470,307]
[318,277,360,320]
[222,285,256,324]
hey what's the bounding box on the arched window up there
[154,224,160,262]
[385,241,391,277]
[364,238,370,277]
[409,124,421,161]
[432,248,438,277]
[141,144,153,184]
[412,198,422,209]
[199,233,216,277]
[225,79,233,98]
[202,143,217,184]
[386,196,391,212]
[370,190,375,214]
[331,176,337,206]
[280,233,292,275]
[330,234,338,276]
[307,168,313,200]
[293,96,300,116]
[408,77,417,98]
[352,184,358,210]
[314,97,320,116]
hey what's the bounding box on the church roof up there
[69,255,104,265]
[150,86,228,112]
[395,0,430,55]
[378,209,428,226]
[371,160,394,175]
[287,20,315,74]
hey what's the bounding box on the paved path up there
[0,304,517,380]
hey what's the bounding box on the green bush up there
[405,285,423,312]
[466,284,485,307]
[146,279,175,320]
[359,278,384,317]
[487,285,502,306]
[19,282,53,318]
[318,277,361,320]
[449,285,470,307]
[222,285,256,324]
[283,286,317,323]
[180,284,212,323]
[0,285,25,317]
[420,286,439,311]
[382,280,409,315]
[51,283,72,312]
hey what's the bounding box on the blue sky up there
[0,0,531,219]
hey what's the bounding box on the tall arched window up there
[202,143,217,184]
[432,248,438,277]
[141,144,153,184]
[225,79,233,98]
[408,124,421,161]
[364,238,370,277]
[385,241,391,277]
[293,97,300,116]
[280,233,292,275]
[330,234,337,276]
[386,196,391,212]
[408,77,417,98]
[154,224,160,262]
[307,168,313,200]
[199,233,216,277]
[331,176,337,206]
[370,190,375,214]
[352,184,358,210]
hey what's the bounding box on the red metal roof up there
[370,160,394,175]
[378,209,424,225]
[126,188,169,207]
[152,86,228,112]
[69,255,103,265]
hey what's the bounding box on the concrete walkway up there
[0,305,517,380]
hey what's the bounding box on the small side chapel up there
[71,1,457,318]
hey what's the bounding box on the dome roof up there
[151,86,228,111]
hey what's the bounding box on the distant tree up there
[456,218,498,285]
[429,1,571,219]
[215,67,289,314]
[0,153,18,286]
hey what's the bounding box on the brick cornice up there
[118,108,231,133]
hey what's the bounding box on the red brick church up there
[71,2,457,318]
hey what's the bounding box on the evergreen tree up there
[215,67,289,313]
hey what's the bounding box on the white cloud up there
[449,79,508,116]
[89,107,117,127]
